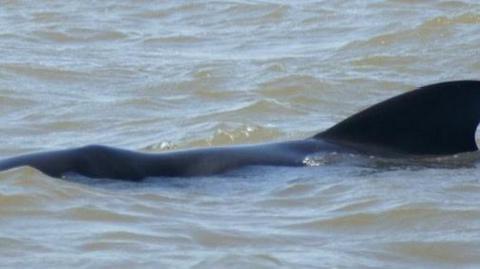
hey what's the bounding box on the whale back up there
[315,80,480,155]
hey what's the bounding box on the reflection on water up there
[305,151,480,170]
[1,0,480,268]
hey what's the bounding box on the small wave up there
[420,13,480,29]
[30,11,68,23]
[382,240,480,264]
[269,181,317,197]
[145,123,282,149]
[224,2,289,23]
[77,231,191,252]
[287,205,480,232]
[143,35,205,45]
[33,29,128,43]
[133,10,169,19]
[187,223,287,249]
[192,254,282,269]
[1,63,89,82]
[188,98,303,125]
[351,55,418,67]
[259,75,327,97]
[63,206,142,222]
[0,94,37,108]
[202,124,281,146]
[342,12,479,54]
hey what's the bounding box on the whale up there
[1,80,480,181]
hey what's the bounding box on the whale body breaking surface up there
[1,80,480,181]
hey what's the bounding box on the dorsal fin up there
[315,80,480,155]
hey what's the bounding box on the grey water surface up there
[1,1,480,268]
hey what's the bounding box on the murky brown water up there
[1,1,480,268]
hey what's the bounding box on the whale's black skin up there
[0,139,351,180]
[1,80,480,181]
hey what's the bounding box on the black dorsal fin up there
[315,80,480,155]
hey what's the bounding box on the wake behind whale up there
[1,80,480,181]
